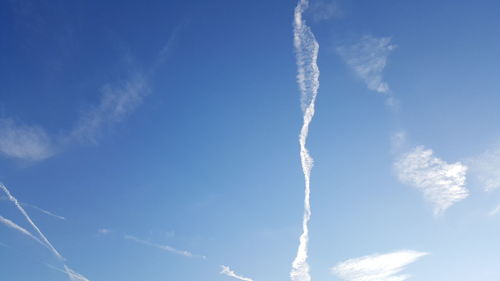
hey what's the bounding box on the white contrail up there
[0,196,66,220]
[0,183,64,260]
[220,265,254,281]
[291,1,320,281]
[124,234,205,259]
[0,215,45,246]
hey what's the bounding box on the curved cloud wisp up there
[332,250,428,281]
[220,265,254,281]
[291,1,320,281]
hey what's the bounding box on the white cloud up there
[1,197,66,221]
[1,183,64,260]
[98,228,111,235]
[292,1,320,281]
[395,146,469,214]
[309,0,341,22]
[0,119,53,161]
[64,265,91,281]
[332,250,428,281]
[467,149,500,192]
[0,215,44,246]
[124,234,205,259]
[337,35,395,99]
[70,74,149,143]
[220,265,254,281]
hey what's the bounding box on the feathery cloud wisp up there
[124,235,205,259]
[220,265,254,281]
[0,119,53,161]
[467,148,500,192]
[0,215,45,246]
[337,35,395,99]
[395,146,469,214]
[332,250,428,281]
[291,1,320,281]
[70,74,150,144]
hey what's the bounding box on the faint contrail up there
[124,234,206,259]
[0,196,66,220]
[0,183,64,260]
[0,215,45,246]
[291,1,320,281]
[220,265,254,281]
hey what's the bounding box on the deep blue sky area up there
[1,1,500,281]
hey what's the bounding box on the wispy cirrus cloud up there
[337,35,396,104]
[466,148,500,192]
[69,74,150,144]
[395,146,469,214]
[332,250,428,281]
[124,234,205,259]
[0,119,54,161]
[220,265,254,281]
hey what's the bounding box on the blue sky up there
[1,0,500,280]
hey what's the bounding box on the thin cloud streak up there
[395,146,469,215]
[0,183,64,260]
[0,119,54,161]
[124,235,205,259]
[0,215,45,246]
[331,250,428,281]
[64,265,91,281]
[1,196,66,220]
[291,1,320,281]
[220,265,254,281]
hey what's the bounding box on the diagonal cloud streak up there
[220,265,254,281]
[0,196,66,220]
[0,215,45,246]
[291,1,320,281]
[0,183,64,260]
[124,234,205,259]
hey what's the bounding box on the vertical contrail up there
[0,183,64,260]
[291,1,320,281]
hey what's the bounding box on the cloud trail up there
[331,250,428,281]
[0,196,66,220]
[124,235,205,259]
[291,1,320,281]
[395,146,469,214]
[64,265,92,281]
[220,265,254,281]
[0,215,45,246]
[0,183,64,260]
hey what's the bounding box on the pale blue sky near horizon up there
[1,0,500,281]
